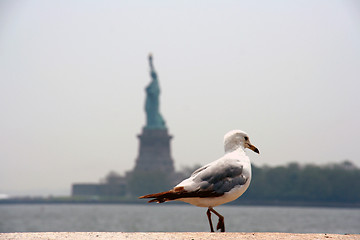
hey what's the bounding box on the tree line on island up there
[243,161,359,204]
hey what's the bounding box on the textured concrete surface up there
[0,232,359,240]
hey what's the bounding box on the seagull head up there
[224,130,259,154]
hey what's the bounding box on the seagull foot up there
[216,217,225,232]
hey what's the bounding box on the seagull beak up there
[247,143,260,154]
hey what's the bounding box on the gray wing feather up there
[193,163,248,194]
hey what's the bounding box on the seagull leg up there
[209,207,225,232]
[206,208,215,232]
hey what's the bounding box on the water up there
[0,204,359,233]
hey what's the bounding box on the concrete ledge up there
[0,232,359,240]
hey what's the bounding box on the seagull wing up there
[189,159,248,194]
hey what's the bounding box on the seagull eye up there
[244,136,248,141]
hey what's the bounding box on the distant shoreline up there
[1,197,359,209]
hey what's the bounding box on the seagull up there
[139,130,259,232]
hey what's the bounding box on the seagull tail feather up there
[138,190,177,203]
[139,186,224,203]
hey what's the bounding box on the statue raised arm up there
[144,54,166,129]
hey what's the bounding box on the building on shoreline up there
[72,55,179,197]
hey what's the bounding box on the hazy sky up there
[1,0,359,196]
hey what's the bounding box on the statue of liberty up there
[144,54,166,129]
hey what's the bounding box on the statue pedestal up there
[133,128,174,173]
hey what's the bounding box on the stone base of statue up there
[133,128,174,173]
[126,127,176,195]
